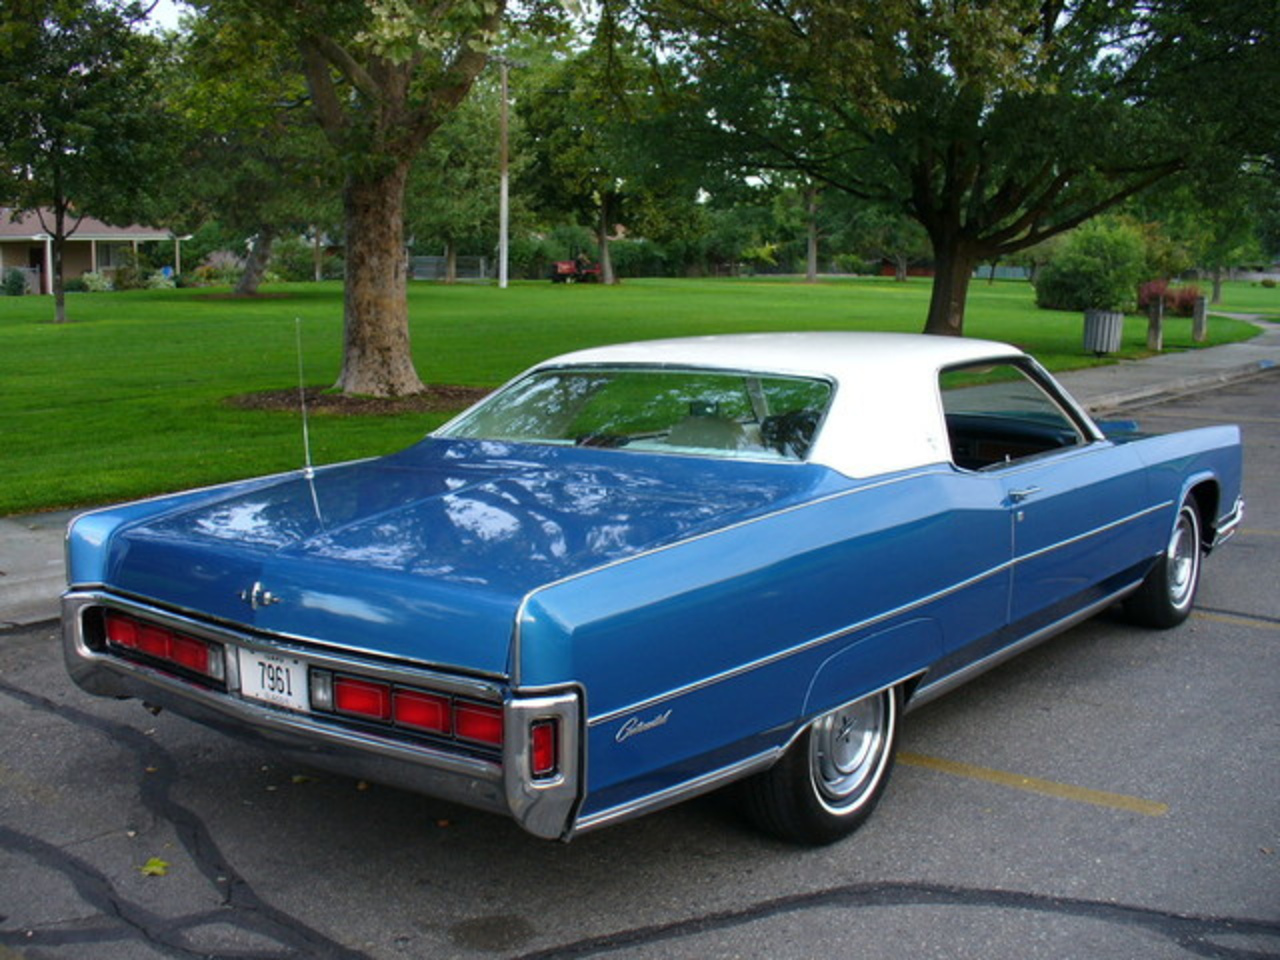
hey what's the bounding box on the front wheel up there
[1124,499,1203,628]
[739,687,900,845]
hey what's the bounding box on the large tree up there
[633,0,1280,335]
[0,0,176,322]
[198,0,513,395]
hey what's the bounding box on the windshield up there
[438,367,833,461]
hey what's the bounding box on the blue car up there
[62,333,1244,844]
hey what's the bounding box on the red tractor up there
[550,257,602,283]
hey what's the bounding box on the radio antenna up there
[295,317,314,479]
[295,317,324,525]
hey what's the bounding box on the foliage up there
[270,236,343,282]
[1140,279,1205,316]
[166,15,341,295]
[2,269,27,297]
[79,271,114,293]
[624,0,1280,336]
[0,0,182,321]
[1034,220,1147,312]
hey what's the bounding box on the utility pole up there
[498,58,510,289]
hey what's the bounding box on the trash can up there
[1083,309,1124,355]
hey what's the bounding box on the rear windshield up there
[437,367,833,461]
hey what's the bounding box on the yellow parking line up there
[1240,528,1280,537]
[898,752,1169,817]
[1194,610,1280,631]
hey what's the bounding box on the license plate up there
[237,648,308,712]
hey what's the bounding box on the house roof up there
[0,207,174,241]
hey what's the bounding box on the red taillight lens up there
[393,689,450,734]
[104,611,139,648]
[102,611,223,682]
[135,623,171,658]
[455,702,504,746]
[530,720,558,778]
[168,633,211,673]
[333,676,392,721]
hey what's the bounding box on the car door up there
[940,361,1153,640]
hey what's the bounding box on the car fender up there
[801,618,942,722]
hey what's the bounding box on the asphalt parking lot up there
[1,373,1277,960]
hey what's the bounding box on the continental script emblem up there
[615,709,672,743]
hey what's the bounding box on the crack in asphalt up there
[1195,605,1280,627]
[513,882,1280,960]
[0,678,371,960]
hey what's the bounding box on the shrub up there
[145,272,176,290]
[270,236,320,282]
[195,250,243,285]
[2,268,27,296]
[1262,278,1277,289]
[63,276,87,293]
[1033,219,1146,312]
[80,271,113,292]
[1137,279,1169,312]
[1169,284,1202,317]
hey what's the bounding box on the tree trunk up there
[922,243,979,336]
[444,240,457,284]
[49,202,68,324]
[805,186,819,283]
[335,162,425,397]
[312,229,323,282]
[52,234,67,324]
[598,198,616,285]
[235,228,275,296]
[894,255,908,282]
[1211,268,1224,304]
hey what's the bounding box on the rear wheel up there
[1125,499,1203,628]
[739,687,900,845]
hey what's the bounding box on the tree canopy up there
[0,0,177,321]
[628,0,1280,334]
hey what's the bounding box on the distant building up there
[0,208,183,294]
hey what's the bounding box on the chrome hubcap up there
[1167,508,1200,610]
[809,692,893,814]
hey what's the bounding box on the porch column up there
[91,239,98,273]
[43,236,53,295]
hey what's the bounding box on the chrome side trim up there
[513,466,953,687]
[906,579,1143,712]
[571,748,782,836]
[1014,501,1170,565]
[587,562,1009,727]
[587,499,1170,727]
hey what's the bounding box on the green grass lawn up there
[0,276,1261,515]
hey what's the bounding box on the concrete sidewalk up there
[3,319,1278,629]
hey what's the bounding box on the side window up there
[940,362,1087,470]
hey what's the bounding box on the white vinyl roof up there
[520,332,1035,477]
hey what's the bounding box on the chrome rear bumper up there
[61,590,581,839]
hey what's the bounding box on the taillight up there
[333,676,392,721]
[103,610,225,683]
[311,669,503,751]
[455,702,504,747]
[393,689,450,734]
[530,720,558,778]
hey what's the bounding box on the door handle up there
[1008,486,1041,504]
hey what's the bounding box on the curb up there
[1081,359,1279,414]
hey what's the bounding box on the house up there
[0,208,184,294]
